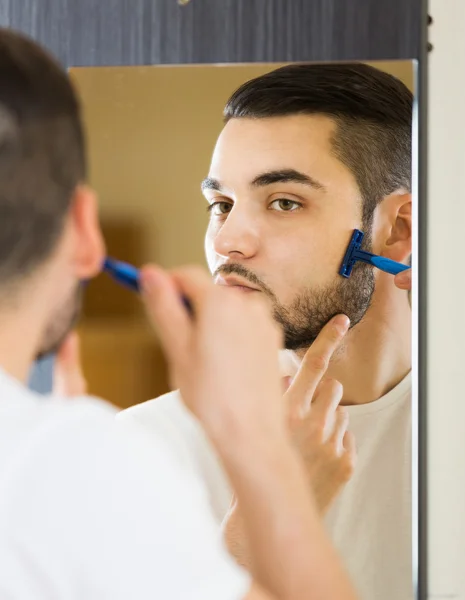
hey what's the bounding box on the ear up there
[69,185,106,280]
[373,192,412,263]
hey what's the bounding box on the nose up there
[211,205,260,260]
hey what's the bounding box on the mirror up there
[70,60,416,600]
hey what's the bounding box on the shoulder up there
[117,391,233,523]
[0,392,249,599]
[0,391,188,499]
[118,389,192,428]
[0,390,116,478]
[0,391,214,534]
[117,390,200,461]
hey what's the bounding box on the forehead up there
[209,114,352,187]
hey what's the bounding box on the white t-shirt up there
[0,369,250,600]
[118,353,413,600]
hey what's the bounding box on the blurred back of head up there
[0,28,85,292]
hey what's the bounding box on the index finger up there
[286,314,350,415]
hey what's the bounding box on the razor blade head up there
[339,229,364,278]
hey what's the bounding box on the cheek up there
[264,233,345,303]
[309,233,352,284]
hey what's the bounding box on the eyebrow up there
[251,169,326,191]
[201,177,222,192]
[201,169,326,193]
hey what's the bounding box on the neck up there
[0,314,42,383]
[0,283,47,383]
[294,283,412,405]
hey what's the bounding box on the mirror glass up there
[70,61,416,600]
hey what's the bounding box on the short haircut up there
[0,28,85,287]
[224,63,413,226]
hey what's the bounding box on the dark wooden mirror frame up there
[1,1,429,598]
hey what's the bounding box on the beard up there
[213,243,375,352]
[273,263,374,350]
[36,283,83,361]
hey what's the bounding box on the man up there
[119,64,413,600]
[0,28,361,600]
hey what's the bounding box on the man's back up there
[0,369,249,599]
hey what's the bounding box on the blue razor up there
[103,257,193,314]
[103,257,141,292]
[339,229,409,278]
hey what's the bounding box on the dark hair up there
[224,63,413,225]
[0,28,85,287]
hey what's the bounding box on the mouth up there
[215,275,261,292]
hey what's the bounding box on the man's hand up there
[288,380,356,515]
[140,264,285,441]
[53,331,87,397]
[394,268,411,290]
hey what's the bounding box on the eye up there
[269,198,302,212]
[207,201,233,216]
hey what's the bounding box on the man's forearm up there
[212,425,358,600]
